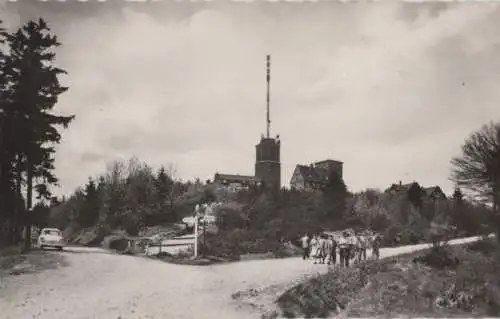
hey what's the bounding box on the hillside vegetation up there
[276,237,500,318]
[25,155,494,260]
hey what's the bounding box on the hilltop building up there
[213,173,261,193]
[255,134,281,190]
[290,159,343,191]
[213,55,281,193]
[385,181,447,200]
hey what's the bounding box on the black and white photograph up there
[0,0,499,318]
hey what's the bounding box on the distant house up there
[422,186,447,200]
[290,165,329,191]
[385,181,447,200]
[385,181,421,195]
[213,173,261,193]
[290,159,343,191]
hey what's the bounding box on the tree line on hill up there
[0,18,74,250]
[206,122,500,256]
[39,124,498,257]
[45,158,217,240]
[205,171,494,257]
[24,122,500,257]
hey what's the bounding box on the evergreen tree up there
[201,188,217,204]
[154,165,176,222]
[321,171,348,221]
[407,183,423,209]
[452,187,464,202]
[154,166,174,213]
[0,19,20,244]
[155,166,172,205]
[79,178,100,227]
[4,19,74,250]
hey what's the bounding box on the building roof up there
[296,165,330,183]
[385,182,446,197]
[213,173,261,183]
[385,182,420,193]
[314,159,344,165]
[256,136,280,145]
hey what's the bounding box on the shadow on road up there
[62,249,110,255]
[39,247,111,255]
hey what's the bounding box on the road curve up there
[0,235,487,319]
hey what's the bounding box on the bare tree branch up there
[450,121,500,204]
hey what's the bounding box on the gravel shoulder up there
[0,236,486,319]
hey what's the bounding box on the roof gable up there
[386,182,421,193]
[315,159,344,165]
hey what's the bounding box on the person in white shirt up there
[300,234,310,260]
[324,235,335,265]
[356,234,367,263]
[310,234,320,264]
[372,234,381,260]
[318,235,326,264]
[350,234,358,264]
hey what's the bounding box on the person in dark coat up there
[330,235,338,266]
[339,231,352,267]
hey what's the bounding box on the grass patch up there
[0,245,68,276]
[277,239,500,318]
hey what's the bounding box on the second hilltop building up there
[290,159,343,191]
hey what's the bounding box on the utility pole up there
[194,204,200,258]
[266,54,271,138]
[203,209,207,257]
[194,214,198,258]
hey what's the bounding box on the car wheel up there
[57,246,63,251]
[40,245,45,250]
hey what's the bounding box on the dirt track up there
[0,236,485,319]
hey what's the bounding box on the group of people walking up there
[300,230,381,267]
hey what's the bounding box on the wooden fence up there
[145,234,196,256]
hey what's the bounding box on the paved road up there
[0,235,486,319]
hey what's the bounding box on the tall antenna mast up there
[266,54,271,138]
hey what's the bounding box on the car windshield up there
[43,229,61,236]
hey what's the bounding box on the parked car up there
[38,228,65,250]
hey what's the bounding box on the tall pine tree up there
[4,19,74,250]
[155,166,175,221]
[79,178,100,228]
[0,19,21,245]
[321,171,348,221]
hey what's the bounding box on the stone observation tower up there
[255,54,281,190]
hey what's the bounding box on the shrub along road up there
[0,236,488,319]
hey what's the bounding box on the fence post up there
[194,215,198,258]
[202,217,206,257]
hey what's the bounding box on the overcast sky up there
[2,1,500,196]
